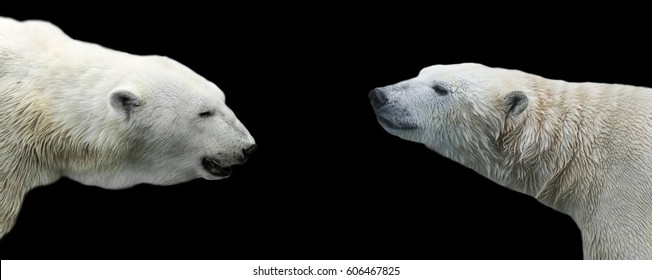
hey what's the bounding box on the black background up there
[1,8,648,260]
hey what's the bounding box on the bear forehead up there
[417,63,518,83]
[134,56,225,101]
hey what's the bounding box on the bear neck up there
[495,77,652,259]
[497,78,614,213]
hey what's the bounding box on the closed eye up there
[433,84,449,95]
[199,111,215,117]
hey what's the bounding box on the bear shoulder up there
[1,17,70,64]
[0,17,68,39]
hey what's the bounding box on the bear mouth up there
[373,106,419,130]
[376,115,418,130]
[201,157,233,177]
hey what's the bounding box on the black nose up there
[242,144,257,159]
[369,88,388,108]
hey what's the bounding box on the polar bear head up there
[369,63,533,183]
[62,56,257,189]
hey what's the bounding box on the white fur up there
[0,17,255,238]
[372,63,652,259]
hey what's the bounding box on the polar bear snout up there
[369,88,389,108]
[200,143,257,179]
[369,88,419,130]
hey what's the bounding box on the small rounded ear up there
[504,90,528,116]
[109,89,141,119]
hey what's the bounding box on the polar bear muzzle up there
[369,88,418,130]
[201,144,257,177]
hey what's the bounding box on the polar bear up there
[0,17,256,238]
[369,63,652,259]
